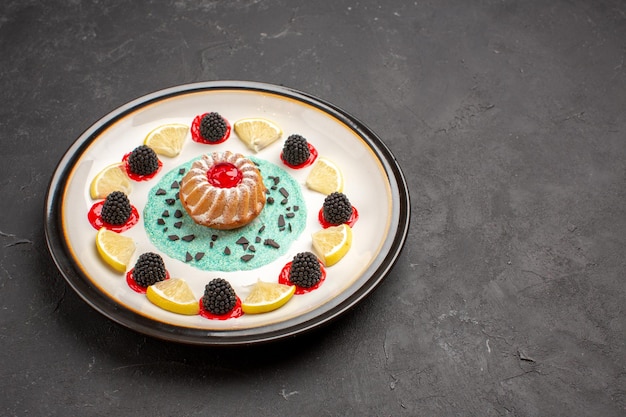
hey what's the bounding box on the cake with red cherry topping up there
[179,151,267,230]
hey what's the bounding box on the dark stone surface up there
[1,0,625,415]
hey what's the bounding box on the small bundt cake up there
[179,151,267,230]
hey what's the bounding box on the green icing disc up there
[143,156,307,272]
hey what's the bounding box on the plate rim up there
[44,80,411,346]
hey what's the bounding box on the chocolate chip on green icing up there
[264,239,280,249]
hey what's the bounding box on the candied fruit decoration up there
[289,251,322,288]
[202,278,237,315]
[132,252,167,287]
[282,134,310,166]
[322,192,353,225]
[100,191,132,225]
[128,145,160,176]
[200,112,228,142]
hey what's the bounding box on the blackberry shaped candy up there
[202,278,237,315]
[282,134,310,166]
[289,252,322,288]
[128,145,160,176]
[200,112,228,142]
[101,191,132,225]
[132,252,167,287]
[323,192,352,225]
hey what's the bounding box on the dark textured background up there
[1,0,625,415]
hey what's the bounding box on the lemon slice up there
[305,157,344,195]
[95,227,136,273]
[233,118,282,152]
[311,224,353,266]
[143,123,189,157]
[146,278,200,315]
[241,280,296,314]
[89,163,132,200]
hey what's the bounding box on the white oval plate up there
[45,81,410,345]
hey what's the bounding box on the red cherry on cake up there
[207,162,242,188]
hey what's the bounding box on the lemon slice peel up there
[146,278,200,316]
[241,280,296,314]
[311,224,353,266]
[89,163,132,200]
[144,123,189,157]
[95,227,136,273]
[233,118,282,152]
[305,157,344,195]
